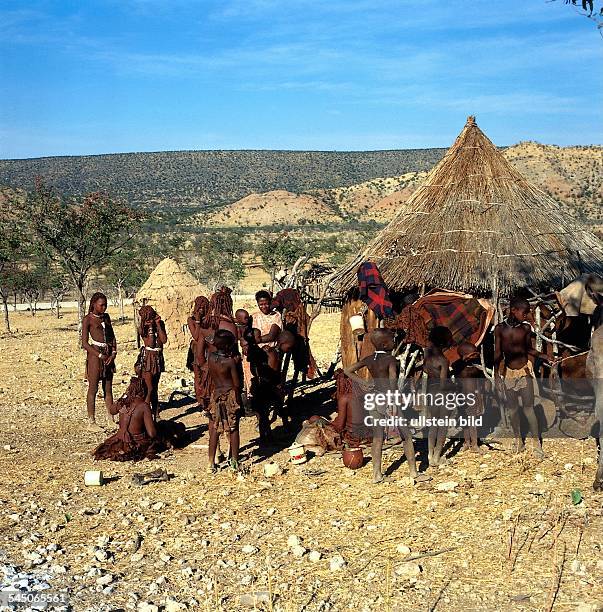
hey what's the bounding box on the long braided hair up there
[114,377,147,411]
[88,292,107,313]
[138,305,158,336]
[192,295,210,321]
[334,368,353,398]
[204,286,234,330]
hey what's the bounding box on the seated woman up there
[92,377,160,462]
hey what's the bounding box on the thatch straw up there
[328,116,603,298]
[135,257,209,349]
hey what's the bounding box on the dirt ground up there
[1,306,602,612]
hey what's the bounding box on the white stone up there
[329,555,346,571]
[164,599,186,612]
[570,559,586,575]
[534,473,545,483]
[152,502,165,511]
[241,545,258,555]
[436,481,458,492]
[137,604,159,612]
[309,551,322,562]
[502,509,514,521]
[95,550,109,562]
[291,545,306,558]
[564,463,574,471]
[287,535,301,548]
[396,544,411,556]
[266,508,276,516]
[395,562,422,578]
[96,574,114,586]
[159,553,172,563]
[264,462,282,477]
[50,565,67,574]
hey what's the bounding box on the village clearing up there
[0,307,602,612]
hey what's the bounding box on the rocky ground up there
[1,309,603,611]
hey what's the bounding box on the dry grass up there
[330,117,603,298]
[0,309,602,610]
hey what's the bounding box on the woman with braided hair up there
[135,304,167,420]
[187,296,211,409]
[194,286,241,407]
[82,292,117,431]
[92,377,159,461]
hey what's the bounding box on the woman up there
[187,296,210,409]
[82,292,117,430]
[135,305,167,420]
[251,290,282,349]
[92,377,159,462]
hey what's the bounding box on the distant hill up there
[0,149,446,209]
[199,190,344,226]
[310,142,602,226]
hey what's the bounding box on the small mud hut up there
[135,258,209,349]
[323,116,603,368]
[328,116,603,300]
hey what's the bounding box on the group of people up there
[83,288,296,470]
[338,296,597,483]
[82,284,599,483]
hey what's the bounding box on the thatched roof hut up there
[135,258,209,349]
[328,117,603,299]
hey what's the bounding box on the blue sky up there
[0,0,601,158]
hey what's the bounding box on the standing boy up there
[345,329,418,484]
[207,330,242,472]
[423,326,453,467]
[494,297,553,457]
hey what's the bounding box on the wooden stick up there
[543,540,566,612]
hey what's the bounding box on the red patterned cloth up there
[357,262,394,319]
[389,290,495,362]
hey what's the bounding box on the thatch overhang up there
[328,117,603,299]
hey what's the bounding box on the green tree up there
[253,232,308,291]
[105,245,149,322]
[191,231,247,289]
[17,182,140,325]
[0,201,25,331]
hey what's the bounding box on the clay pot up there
[342,447,364,470]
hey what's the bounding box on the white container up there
[84,470,104,486]
[288,443,307,465]
[263,462,282,477]
[349,314,365,335]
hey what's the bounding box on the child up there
[82,292,117,431]
[494,297,553,457]
[234,309,253,407]
[345,329,418,484]
[93,377,158,461]
[207,330,242,472]
[136,305,168,420]
[452,341,484,453]
[423,326,454,467]
[245,327,284,444]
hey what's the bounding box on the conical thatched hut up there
[328,116,603,299]
[135,258,209,349]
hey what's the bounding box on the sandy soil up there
[1,309,602,612]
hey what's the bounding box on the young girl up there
[82,292,117,430]
[136,305,167,420]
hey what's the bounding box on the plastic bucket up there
[288,443,307,465]
[349,314,365,335]
[84,470,104,486]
